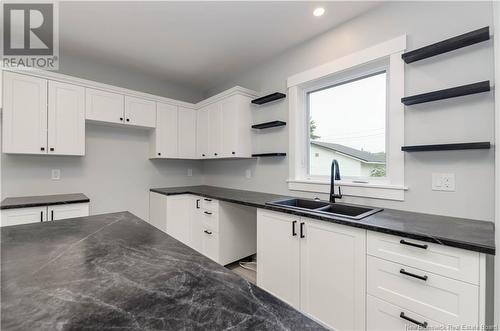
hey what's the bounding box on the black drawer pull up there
[400,239,428,250]
[196,199,200,209]
[292,220,297,236]
[400,268,428,281]
[51,210,54,221]
[204,211,212,215]
[400,312,428,328]
[40,211,43,222]
[204,198,212,202]
[204,230,212,235]
[300,222,305,238]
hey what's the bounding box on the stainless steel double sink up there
[266,198,382,220]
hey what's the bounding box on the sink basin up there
[269,198,330,210]
[266,198,382,220]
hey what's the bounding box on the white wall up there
[202,1,495,221]
[1,124,203,220]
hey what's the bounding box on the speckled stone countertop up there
[0,193,89,210]
[151,186,495,255]
[1,212,326,331]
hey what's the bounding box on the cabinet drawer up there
[367,256,479,326]
[202,210,218,232]
[367,231,479,284]
[367,295,443,331]
[202,226,219,263]
[202,198,218,211]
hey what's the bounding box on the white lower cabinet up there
[1,203,90,227]
[149,194,256,265]
[257,209,366,330]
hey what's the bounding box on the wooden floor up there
[226,260,256,284]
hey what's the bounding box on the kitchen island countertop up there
[1,211,325,331]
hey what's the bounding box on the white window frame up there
[287,35,407,201]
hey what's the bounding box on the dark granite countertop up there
[151,186,495,255]
[1,211,326,331]
[1,193,90,210]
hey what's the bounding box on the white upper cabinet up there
[151,102,178,158]
[208,102,222,158]
[124,96,156,128]
[2,71,48,154]
[178,107,197,159]
[196,106,209,158]
[220,94,252,158]
[85,88,124,124]
[48,81,85,155]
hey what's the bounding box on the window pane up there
[308,72,386,178]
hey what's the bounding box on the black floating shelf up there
[252,121,287,129]
[401,142,490,152]
[402,26,490,64]
[252,92,286,105]
[401,81,490,106]
[252,153,287,157]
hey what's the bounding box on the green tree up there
[310,117,320,140]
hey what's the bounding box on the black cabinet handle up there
[300,222,305,238]
[158,152,161,156]
[204,211,212,215]
[400,268,428,281]
[400,239,428,250]
[204,198,212,202]
[40,147,45,151]
[202,154,206,157]
[214,153,218,156]
[50,147,54,151]
[196,199,200,209]
[120,117,123,121]
[126,118,130,122]
[292,220,297,236]
[204,230,212,235]
[51,210,54,221]
[400,312,428,328]
[40,211,43,222]
[232,151,235,155]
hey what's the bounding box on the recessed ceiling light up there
[313,7,325,17]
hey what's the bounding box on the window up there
[286,36,406,200]
[308,71,387,179]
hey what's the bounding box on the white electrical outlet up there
[245,169,252,179]
[432,173,455,191]
[187,168,193,177]
[51,169,61,180]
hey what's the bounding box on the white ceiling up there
[60,1,380,92]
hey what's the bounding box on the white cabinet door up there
[300,218,366,331]
[190,197,203,252]
[1,206,47,227]
[178,107,197,159]
[196,106,209,158]
[220,95,239,158]
[124,96,156,128]
[149,192,168,232]
[166,195,194,246]
[47,81,85,156]
[202,226,219,262]
[207,102,222,158]
[153,103,178,158]
[2,71,47,154]
[85,88,124,124]
[47,203,89,221]
[257,209,300,308]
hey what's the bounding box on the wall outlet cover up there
[51,169,61,180]
[432,173,455,191]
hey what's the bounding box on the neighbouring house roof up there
[311,141,385,164]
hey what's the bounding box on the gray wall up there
[202,1,495,221]
[1,124,203,221]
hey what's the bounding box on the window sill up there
[287,179,407,201]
